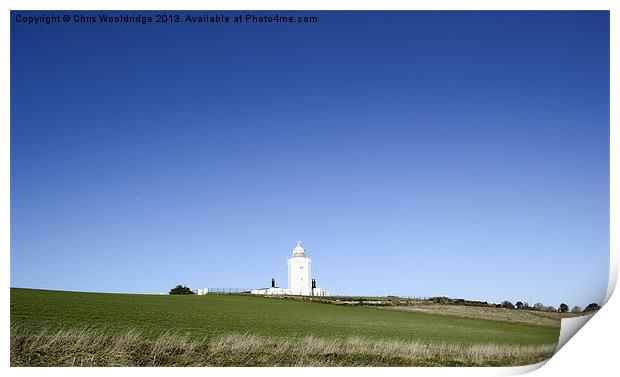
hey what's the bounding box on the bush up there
[583,303,601,312]
[558,303,569,313]
[169,285,194,295]
[571,306,582,313]
[501,300,515,309]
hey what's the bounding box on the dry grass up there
[11,326,556,367]
[382,304,565,328]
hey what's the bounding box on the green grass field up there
[10,288,561,366]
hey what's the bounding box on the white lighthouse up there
[287,241,312,295]
[250,241,329,296]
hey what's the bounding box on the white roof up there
[292,240,306,257]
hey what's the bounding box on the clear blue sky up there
[11,11,609,308]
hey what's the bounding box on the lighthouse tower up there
[287,241,312,295]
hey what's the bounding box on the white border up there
[2,1,617,376]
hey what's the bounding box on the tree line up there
[499,300,601,313]
[167,284,603,314]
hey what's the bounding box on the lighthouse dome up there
[292,241,306,257]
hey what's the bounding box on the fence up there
[202,288,253,294]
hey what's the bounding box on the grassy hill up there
[10,288,561,366]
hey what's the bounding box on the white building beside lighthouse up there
[251,241,328,296]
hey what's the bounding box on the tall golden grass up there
[10,326,555,367]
